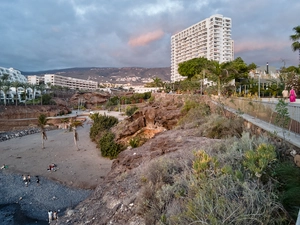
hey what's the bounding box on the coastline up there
[0,114,118,223]
[0,170,92,223]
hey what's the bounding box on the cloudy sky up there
[0,0,299,72]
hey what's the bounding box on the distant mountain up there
[21,67,171,85]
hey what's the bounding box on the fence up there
[212,97,300,136]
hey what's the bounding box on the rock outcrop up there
[69,92,110,109]
[56,128,219,225]
[112,93,185,145]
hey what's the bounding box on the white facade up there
[171,14,234,82]
[44,74,98,90]
[27,75,44,85]
[0,67,27,83]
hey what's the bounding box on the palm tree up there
[36,84,46,105]
[11,81,21,106]
[290,25,300,65]
[0,73,9,105]
[60,118,70,129]
[29,83,38,104]
[21,82,30,106]
[152,77,163,88]
[3,81,11,106]
[37,114,48,149]
[70,119,83,150]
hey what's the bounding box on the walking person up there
[48,210,53,224]
[282,88,289,101]
[289,87,297,102]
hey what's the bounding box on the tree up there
[0,73,9,105]
[28,83,37,104]
[60,118,70,129]
[21,82,30,106]
[290,25,300,65]
[152,77,163,87]
[178,57,210,80]
[11,81,21,106]
[36,84,46,105]
[37,114,48,149]
[3,81,11,105]
[70,119,83,150]
[206,60,237,96]
[247,62,257,71]
[275,99,290,141]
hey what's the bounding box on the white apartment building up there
[27,75,45,85]
[0,67,28,83]
[171,14,234,82]
[43,74,98,90]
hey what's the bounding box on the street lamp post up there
[258,75,260,98]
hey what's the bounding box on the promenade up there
[220,97,300,149]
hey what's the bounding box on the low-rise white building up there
[43,74,98,90]
[0,67,27,83]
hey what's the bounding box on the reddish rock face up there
[69,92,110,109]
[111,93,184,147]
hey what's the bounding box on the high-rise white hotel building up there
[171,14,234,82]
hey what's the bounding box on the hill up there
[21,67,171,85]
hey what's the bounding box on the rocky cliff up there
[55,93,210,224]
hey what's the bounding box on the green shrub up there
[125,105,138,117]
[177,102,211,129]
[98,131,122,159]
[129,137,140,148]
[148,95,155,103]
[90,114,118,141]
[181,99,198,114]
[201,114,244,138]
[243,143,277,178]
[273,161,300,220]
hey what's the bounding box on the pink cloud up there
[128,29,164,47]
[235,40,290,53]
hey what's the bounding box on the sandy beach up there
[0,111,125,189]
[0,111,125,223]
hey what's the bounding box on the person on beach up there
[289,87,297,102]
[36,176,40,185]
[53,211,58,220]
[1,164,7,169]
[48,210,53,223]
[27,175,31,184]
[22,174,28,187]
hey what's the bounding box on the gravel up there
[0,170,92,223]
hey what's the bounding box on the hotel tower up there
[171,14,234,82]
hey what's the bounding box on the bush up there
[125,105,138,117]
[177,102,211,129]
[90,114,118,141]
[243,143,277,178]
[129,137,140,148]
[273,161,300,220]
[135,133,293,225]
[201,114,244,138]
[98,131,122,159]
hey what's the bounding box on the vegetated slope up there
[57,95,295,225]
[21,67,171,85]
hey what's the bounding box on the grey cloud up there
[0,0,299,71]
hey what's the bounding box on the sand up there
[0,111,125,190]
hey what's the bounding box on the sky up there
[0,0,300,72]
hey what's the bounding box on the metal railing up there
[214,97,300,136]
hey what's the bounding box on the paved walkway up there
[225,105,300,149]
